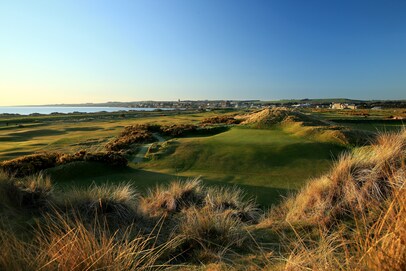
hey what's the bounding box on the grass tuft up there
[60,183,140,227]
[0,211,170,271]
[174,206,248,263]
[285,129,406,225]
[278,129,406,270]
[140,178,205,216]
[205,186,261,224]
[0,172,53,211]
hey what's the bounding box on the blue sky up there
[0,0,405,105]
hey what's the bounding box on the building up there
[330,103,357,110]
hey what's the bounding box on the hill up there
[239,108,375,146]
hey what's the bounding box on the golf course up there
[2,107,402,205]
[1,107,405,270]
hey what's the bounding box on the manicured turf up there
[140,127,347,205]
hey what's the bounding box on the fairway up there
[139,127,347,204]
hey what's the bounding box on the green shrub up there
[201,115,241,125]
[1,151,128,177]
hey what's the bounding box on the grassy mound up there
[159,123,229,137]
[0,153,59,177]
[159,124,198,137]
[270,130,406,270]
[240,108,325,128]
[241,108,374,146]
[105,123,229,154]
[285,130,405,225]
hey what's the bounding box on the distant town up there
[45,99,406,110]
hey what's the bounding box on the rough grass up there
[0,177,264,269]
[140,178,205,216]
[0,213,171,271]
[59,183,140,227]
[277,129,406,270]
[283,188,405,271]
[0,172,53,211]
[204,186,261,224]
[175,207,248,263]
[139,179,261,224]
[285,130,406,225]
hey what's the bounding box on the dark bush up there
[1,151,128,177]
[0,153,59,177]
[159,124,198,137]
[201,115,241,125]
[105,125,155,151]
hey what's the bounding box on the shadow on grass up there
[47,162,185,191]
[149,140,346,174]
[268,142,347,165]
[46,162,290,207]
[200,178,294,207]
[2,129,67,141]
[174,126,231,139]
[0,150,35,161]
[64,126,104,132]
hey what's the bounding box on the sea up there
[0,106,172,115]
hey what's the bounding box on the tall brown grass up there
[285,130,406,225]
[175,207,248,263]
[140,179,205,216]
[0,177,263,269]
[59,183,141,228]
[0,172,53,211]
[281,129,406,270]
[284,188,405,271]
[0,212,173,271]
[140,179,261,224]
[204,186,261,224]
